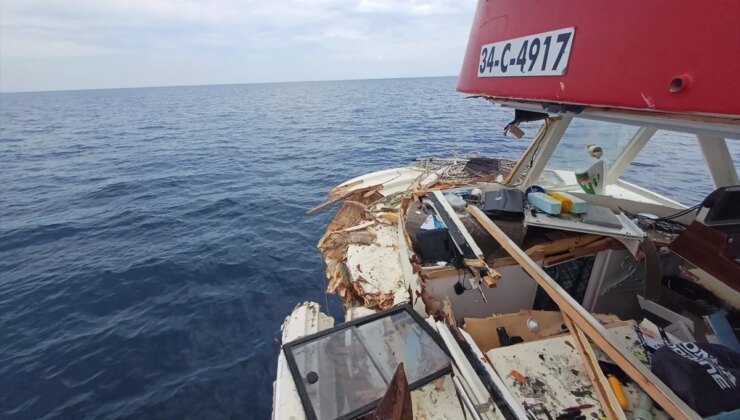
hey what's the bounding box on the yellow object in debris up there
[547,191,588,214]
[607,374,629,410]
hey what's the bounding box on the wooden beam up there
[490,235,603,268]
[539,234,603,255]
[543,237,621,266]
[468,206,700,420]
[421,266,461,280]
[563,315,626,420]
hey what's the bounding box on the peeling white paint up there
[346,224,405,298]
[640,92,655,109]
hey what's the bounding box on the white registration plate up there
[477,27,575,78]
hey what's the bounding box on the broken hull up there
[276,133,738,419]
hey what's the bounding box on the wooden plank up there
[680,265,740,310]
[543,237,621,266]
[539,234,603,255]
[421,266,460,280]
[563,315,626,420]
[468,206,701,420]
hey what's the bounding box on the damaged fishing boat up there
[273,1,740,419]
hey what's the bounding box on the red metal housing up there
[457,0,740,117]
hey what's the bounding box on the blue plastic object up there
[528,192,561,215]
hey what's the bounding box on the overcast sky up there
[0,0,477,92]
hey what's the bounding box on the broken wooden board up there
[318,200,372,261]
[323,167,427,204]
[563,314,627,420]
[490,234,607,268]
[543,237,623,267]
[680,265,740,310]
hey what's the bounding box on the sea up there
[1,76,736,419]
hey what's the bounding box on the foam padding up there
[547,191,588,214]
[528,192,561,215]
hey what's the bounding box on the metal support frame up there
[696,135,739,188]
[521,116,573,188]
[605,126,657,184]
[493,98,740,139]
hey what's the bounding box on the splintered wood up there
[491,233,622,268]
[318,200,371,261]
[307,181,383,214]
[563,314,627,420]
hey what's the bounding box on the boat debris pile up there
[275,142,739,419]
[313,157,516,312]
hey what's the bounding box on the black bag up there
[651,342,740,417]
[414,228,454,264]
[483,189,524,218]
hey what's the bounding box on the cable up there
[456,266,473,291]
[658,204,700,221]
[621,208,690,235]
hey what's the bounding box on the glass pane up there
[621,130,740,205]
[549,119,637,170]
[355,311,451,385]
[538,119,637,188]
[288,310,452,419]
[291,327,388,419]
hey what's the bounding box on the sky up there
[0,0,478,92]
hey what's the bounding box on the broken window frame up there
[282,304,453,420]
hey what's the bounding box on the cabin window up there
[537,119,637,188]
[620,130,740,205]
[282,305,452,420]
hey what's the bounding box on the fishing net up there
[410,155,516,184]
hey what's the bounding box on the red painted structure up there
[457,0,740,117]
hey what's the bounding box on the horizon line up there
[0,74,458,95]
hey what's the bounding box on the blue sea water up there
[0,77,736,419]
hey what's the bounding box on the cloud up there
[0,0,477,91]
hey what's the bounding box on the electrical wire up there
[620,205,698,235]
